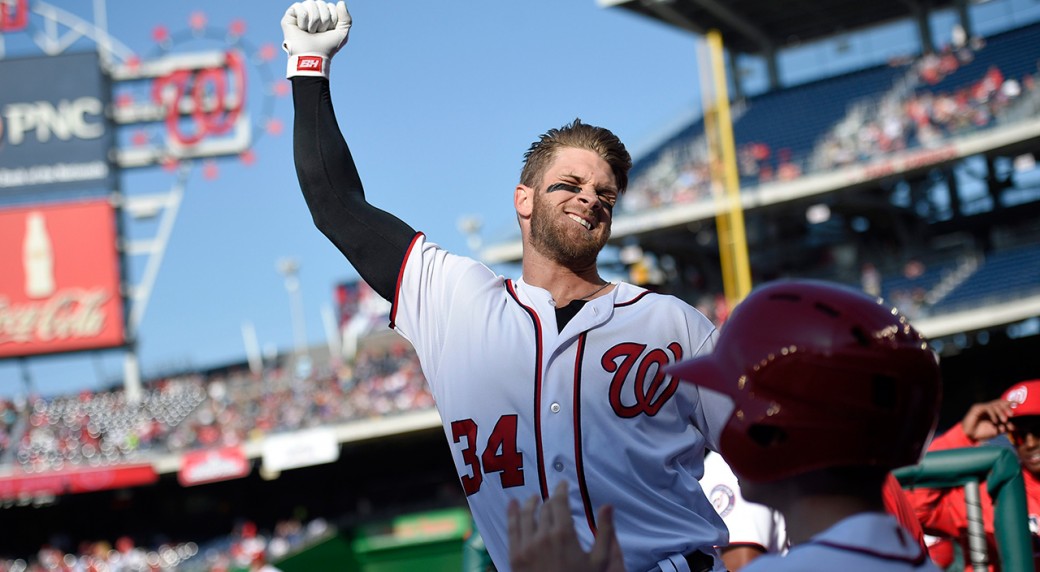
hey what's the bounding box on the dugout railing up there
[894,447,1033,571]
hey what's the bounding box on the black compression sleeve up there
[291,77,417,300]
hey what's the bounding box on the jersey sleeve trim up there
[389,232,425,330]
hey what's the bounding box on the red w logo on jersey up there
[602,341,683,418]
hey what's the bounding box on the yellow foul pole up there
[697,30,752,306]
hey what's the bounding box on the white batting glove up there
[281,0,351,79]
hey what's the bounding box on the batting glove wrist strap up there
[286,54,332,79]
[281,0,351,79]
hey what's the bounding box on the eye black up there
[547,182,581,194]
[598,191,618,207]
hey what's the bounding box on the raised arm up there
[283,0,416,300]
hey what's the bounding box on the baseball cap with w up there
[1003,380,1040,417]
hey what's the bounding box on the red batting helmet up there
[666,279,941,482]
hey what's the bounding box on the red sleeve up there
[925,537,956,569]
[902,424,973,539]
[883,472,928,552]
[927,422,976,451]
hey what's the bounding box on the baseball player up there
[700,455,929,570]
[511,280,943,571]
[666,279,943,571]
[281,2,733,571]
[905,379,1040,570]
[700,450,788,570]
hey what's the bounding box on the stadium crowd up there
[0,514,332,571]
[811,60,1033,172]
[617,33,1040,215]
[0,334,429,570]
[0,338,432,475]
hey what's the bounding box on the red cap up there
[1002,380,1040,417]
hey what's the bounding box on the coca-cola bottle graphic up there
[24,211,55,299]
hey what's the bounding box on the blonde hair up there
[520,118,632,194]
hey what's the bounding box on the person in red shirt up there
[906,379,1040,571]
[883,472,930,553]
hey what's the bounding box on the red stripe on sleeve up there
[389,232,425,329]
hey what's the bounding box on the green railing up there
[894,447,1032,572]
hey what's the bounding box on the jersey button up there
[553,461,564,472]
[550,403,561,413]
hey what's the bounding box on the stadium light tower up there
[277,257,310,379]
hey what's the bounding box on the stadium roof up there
[598,0,960,57]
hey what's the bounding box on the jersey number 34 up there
[451,415,523,496]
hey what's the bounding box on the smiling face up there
[526,147,617,266]
[1010,416,1040,476]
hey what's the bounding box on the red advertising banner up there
[0,199,125,357]
[0,464,158,500]
[178,446,251,487]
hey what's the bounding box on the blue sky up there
[0,0,709,398]
[2,0,1038,399]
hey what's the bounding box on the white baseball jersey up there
[742,513,941,572]
[701,452,788,555]
[390,234,733,572]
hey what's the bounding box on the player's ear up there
[515,184,533,218]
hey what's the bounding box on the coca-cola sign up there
[0,200,125,357]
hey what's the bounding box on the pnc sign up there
[0,199,125,357]
[1,97,105,145]
[0,51,114,195]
